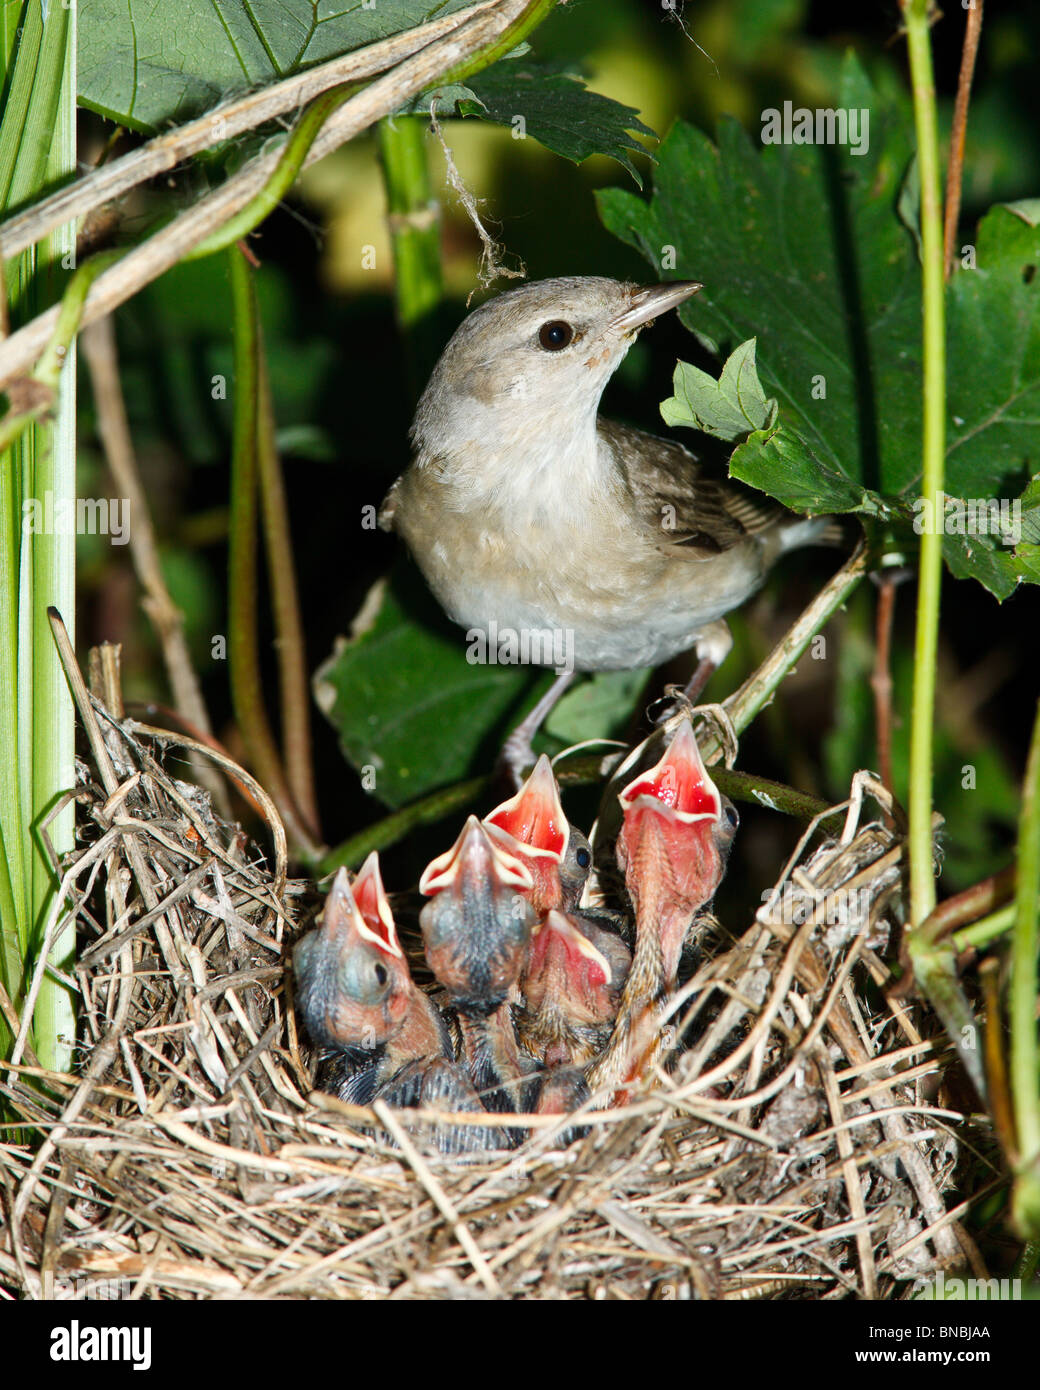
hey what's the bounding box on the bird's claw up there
[691,703,739,769]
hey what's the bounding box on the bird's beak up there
[618,719,722,825]
[533,911,613,989]
[611,280,703,334]
[351,852,403,958]
[485,754,568,860]
[419,815,533,898]
[319,864,397,956]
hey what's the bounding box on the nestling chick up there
[294,858,492,1148]
[380,276,828,776]
[419,816,536,1014]
[587,718,737,1104]
[515,909,631,1069]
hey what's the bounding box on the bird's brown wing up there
[599,417,787,559]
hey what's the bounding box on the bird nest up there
[1,664,977,1301]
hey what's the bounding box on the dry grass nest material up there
[1,682,984,1301]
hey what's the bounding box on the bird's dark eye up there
[538,320,573,351]
[575,847,591,869]
[723,805,739,830]
[374,962,389,987]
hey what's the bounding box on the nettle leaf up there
[599,56,920,500]
[600,54,1040,593]
[945,207,1040,501]
[313,562,544,809]
[660,338,776,440]
[452,59,655,184]
[78,0,476,130]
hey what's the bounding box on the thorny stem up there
[901,0,946,930]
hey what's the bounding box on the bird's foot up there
[496,668,577,789]
[690,702,739,769]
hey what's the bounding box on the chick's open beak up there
[419,815,532,898]
[351,852,403,958]
[485,754,567,859]
[484,754,573,913]
[610,280,703,334]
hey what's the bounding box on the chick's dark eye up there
[723,805,739,830]
[538,319,573,351]
[374,962,389,987]
[575,847,591,869]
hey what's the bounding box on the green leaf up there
[545,668,651,745]
[945,206,1040,502]
[599,55,920,500]
[730,421,881,516]
[78,0,477,131]
[599,54,1040,591]
[660,338,776,440]
[455,59,655,184]
[313,562,543,809]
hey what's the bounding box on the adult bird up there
[380,276,829,780]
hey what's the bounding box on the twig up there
[943,0,984,280]
[0,0,505,262]
[226,248,319,861]
[702,539,870,761]
[255,340,320,840]
[0,0,538,394]
[870,569,908,798]
[371,1099,502,1295]
[80,316,230,817]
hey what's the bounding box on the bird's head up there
[293,861,410,1052]
[524,911,622,1029]
[419,816,536,1014]
[484,754,591,913]
[410,277,702,457]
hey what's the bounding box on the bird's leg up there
[682,619,733,703]
[498,668,576,788]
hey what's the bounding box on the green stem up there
[0,0,76,1076]
[318,761,842,876]
[439,0,558,87]
[902,0,946,929]
[320,775,490,875]
[1012,698,1040,1167]
[954,903,1017,953]
[379,114,443,394]
[0,251,118,454]
[189,84,355,261]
